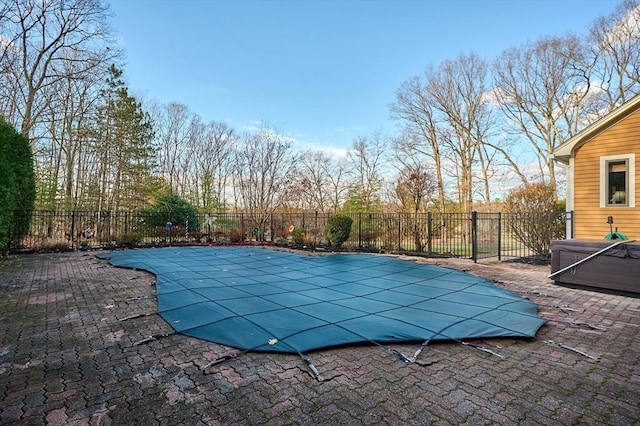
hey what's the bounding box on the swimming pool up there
[98,246,545,354]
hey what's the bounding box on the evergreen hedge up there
[0,118,36,249]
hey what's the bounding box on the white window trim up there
[600,153,635,207]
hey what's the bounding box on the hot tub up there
[550,239,640,294]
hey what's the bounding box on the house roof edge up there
[553,93,640,163]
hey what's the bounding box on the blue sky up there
[109,0,618,152]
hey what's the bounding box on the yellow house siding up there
[572,110,640,240]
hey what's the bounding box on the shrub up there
[274,236,288,246]
[503,182,565,258]
[37,242,72,253]
[327,215,353,247]
[117,232,141,248]
[212,229,226,242]
[190,231,205,243]
[292,228,306,245]
[229,228,244,243]
[303,234,315,247]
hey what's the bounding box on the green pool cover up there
[98,247,545,354]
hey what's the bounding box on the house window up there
[600,154,635,208]
[608,161,627,204]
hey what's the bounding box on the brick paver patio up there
[1,250,638,425]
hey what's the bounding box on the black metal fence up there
[13,210,572,262]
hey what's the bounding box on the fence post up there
[70,210,76,250]
[427,212,432,255]
[397,213,401,252]
[358,212,362,248]
[471,211,478,263]
[497,212,502,261]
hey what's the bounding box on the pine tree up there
[93,65,155,212]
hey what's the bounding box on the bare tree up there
[233,124,297,238]
[391,133,437,214]
[291,151,331,211]
[149,104,236,210]
[394,163,437,251]
[394,166,436,214]
[390,75,447,213]
[179,115,206,204]
[192,120,235,211]
[493,35,591,189]
[38,51,104,209]
[345,132,387,212]
[323,155,351,213]
[153,102,193,194]
[588,0,640,108]
[0,0,118,139]
[292,150,351,212]
[426,53,493,212]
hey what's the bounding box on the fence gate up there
[472,212,502,262]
